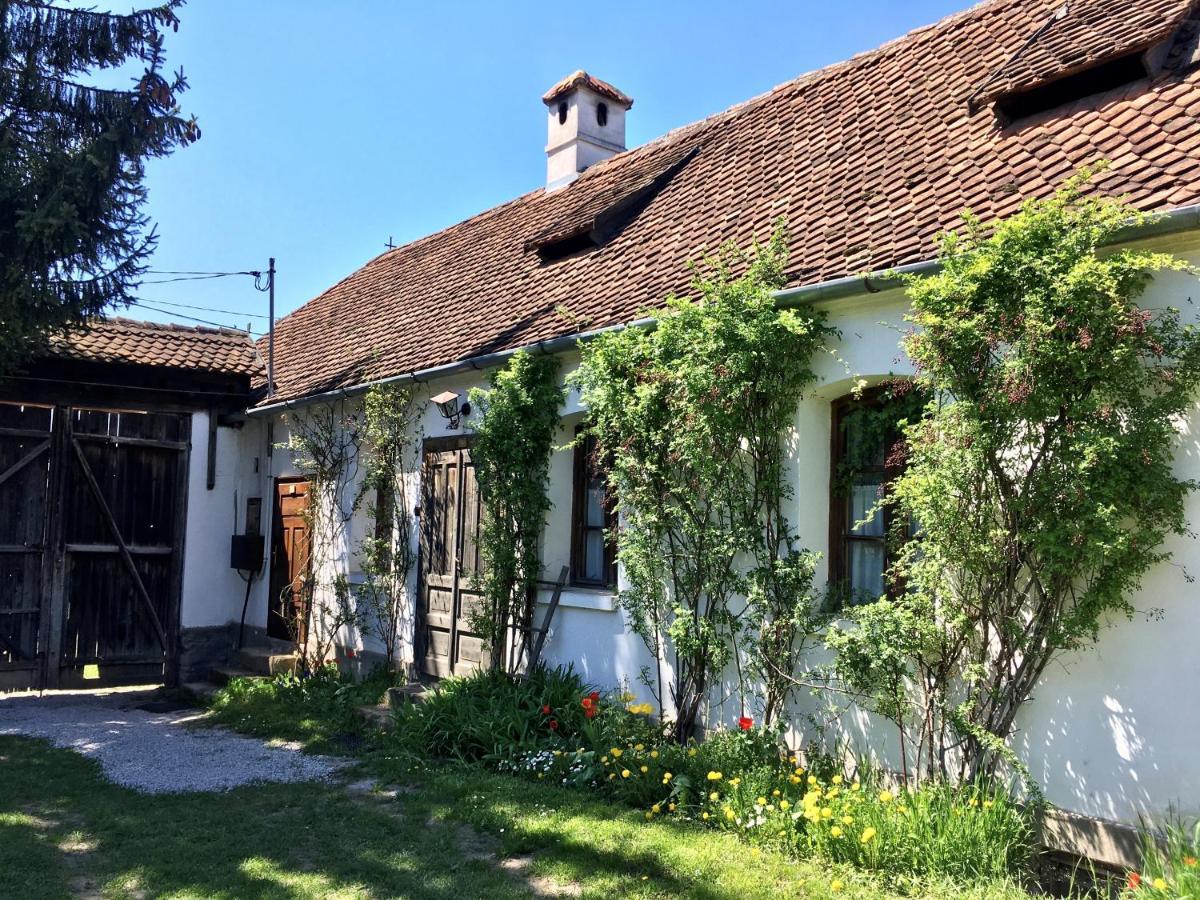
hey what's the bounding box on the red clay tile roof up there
[45,317,263,377]
[265,0,1200,406]
[542,70,634,108]
[970,0,1195,106]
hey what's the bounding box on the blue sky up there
[134,0,973,336]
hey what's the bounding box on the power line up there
[145,269,263,276]
[131,300,257,332]
[138,298,269,319]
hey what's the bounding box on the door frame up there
[268,476,311,644]
[415,434,475,679]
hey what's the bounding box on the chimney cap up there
[542,70,633,109]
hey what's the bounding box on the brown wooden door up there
[418,441,486,678]
[269,479,310,643]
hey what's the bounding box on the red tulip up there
[1127,872,1141,891]
[738,716,753,731]
[549,719,559,730]
[541,705,551,715]
[588,691,600,703]
[585,707,597,719]
[581,697,594,710]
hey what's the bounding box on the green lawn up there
[0,733,1036,900]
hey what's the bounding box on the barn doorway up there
[0,401,190,691]
[417,438,486,678]
[268,478,310,643]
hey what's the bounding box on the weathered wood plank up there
[69,436,168,653]
[0,439,50,492]
[73,432,188,452]
[65,543,173,555]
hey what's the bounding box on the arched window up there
[596,102,608,127]
[829,385,918,605]
[557,101,568,125]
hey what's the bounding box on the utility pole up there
[267,257,276,397]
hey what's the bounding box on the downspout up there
[248,203,1200,417]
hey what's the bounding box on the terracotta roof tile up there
[542,70,634,108]
[44,317,263,377]
[264,0,1200,405]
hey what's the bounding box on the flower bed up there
[386,666,1033,886]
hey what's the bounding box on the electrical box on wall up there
[231,497,264,572]
[230,534,264,572]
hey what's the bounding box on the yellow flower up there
[635,743,645,752]
[640,765,648,774]
[772,789,781,797]
[878,790,893,803]
[724,806,735,821]
[709,791,720,802]
[751,848,761,858]
[789,756,798,766]
[831,826,843,838]
[983,800,994,809]
[861,826,877,844]
[795,768,804,777]
[553,750,562,757]
[707,771,723,781]
[969,797,979,808]
[832,775,843,785]
[611,748,622,758]
[608,773,615,780]
[663,772,673,783]
[779,799,791,811]
[621,769,631,779]
[729,777,741,787]
[831,879,844,893]
[668,803,676,812]
[756,797,767,807]
[807,775,817,785]
[644,811,653,820]
[1153,878,1168,891]
[651,803,661,814]
[601,756,608,764]
[827,788,840,799]
[821,807,833,819]
[621,692,635,702]
[688,747,698,757]
[701,811,710,820]
[790,775,801,785]
[841,815,854,826]
[650,750,658,759]
[852,781,861,792]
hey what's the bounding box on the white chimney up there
[543,71,633,191]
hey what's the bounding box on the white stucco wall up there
[174,229,1200,827]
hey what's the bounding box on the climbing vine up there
[355,383,423,672]
[469,351,564,672]
[573,225,832,740]
[831,171,1200,783]
[282,399,364,672]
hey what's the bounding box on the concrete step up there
[356,703,395,731]
[387,683,428,710]
[209,666,268,686]
[234,646,299,677]
[180,681,221,703]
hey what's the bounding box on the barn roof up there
[264,0,1200,405]
[44,318,263,378]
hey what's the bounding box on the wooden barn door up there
[55,408,190,688]
[0,403,53,691]
[0,401,190,691]
[417,439,486,678]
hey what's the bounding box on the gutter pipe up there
[249,203,1200,418]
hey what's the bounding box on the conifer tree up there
[0,1,198,371]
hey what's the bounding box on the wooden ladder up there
[515,565,569,678]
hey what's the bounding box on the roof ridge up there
[95,316,253,340]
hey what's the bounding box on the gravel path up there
[0,688,347,793]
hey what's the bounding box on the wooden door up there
[269,479,310,643]
[418,441,486,678]
[0,401,190,691]
[0,403,53,691]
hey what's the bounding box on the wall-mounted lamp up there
[431,390,471,430]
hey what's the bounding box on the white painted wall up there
[179,410,272,631]
[178,230,1200,828]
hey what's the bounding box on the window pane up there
[846,413,885,467]
[848,540,886,602]
[586,480,605,528]
[849,480,884,536]
[584,530,605,582]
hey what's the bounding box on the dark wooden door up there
[418,441,486,678]
[269,479,310,642]
[0,401,190,691]
[0,403,53,691]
